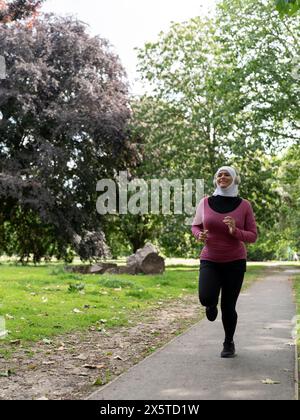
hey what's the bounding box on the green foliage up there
[125,289,153,299]
[0,208,76,264]
[49,267,83,279]
[246,143,300,260]
[99,278,135,289]
[68,283,85,293]
[132,1,300,257]
[103,221,133,258]
[274,144,300,252]
[1,1,299,262]
[103,213,159,255]
[275,0,300,16]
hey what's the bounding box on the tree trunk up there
[126,242,165,274]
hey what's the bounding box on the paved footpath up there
[88,267,299,400]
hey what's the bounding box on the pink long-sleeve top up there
[191,196,258,262]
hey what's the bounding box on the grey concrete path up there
[88,267,299,400]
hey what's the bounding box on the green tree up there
[275,0,300,16]
[133,3,298,256]
[276,144,300,251]
[217,0,300,147]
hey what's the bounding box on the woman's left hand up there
[223,216,236,235]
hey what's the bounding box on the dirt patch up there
[0,294,203,400]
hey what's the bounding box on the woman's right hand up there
[197,229,209,242]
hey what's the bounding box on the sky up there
[41,0,216,95]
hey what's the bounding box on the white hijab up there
[212,166,239,197]
[192,165,240,226]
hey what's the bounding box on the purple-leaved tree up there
[0,13,140,262]
[0,0,43,24]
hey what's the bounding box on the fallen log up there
[126,243,165,274]
[66,243,165,275]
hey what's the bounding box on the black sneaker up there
[221,341,236,358]
[205,306,218,322]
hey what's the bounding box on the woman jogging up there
[191,166,257,358]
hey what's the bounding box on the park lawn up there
[0,263,267,352]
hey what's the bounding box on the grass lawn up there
[0,263,268,353]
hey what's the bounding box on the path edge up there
[85,317,204,400]
[86,267,299,401]
[295,341,299,400]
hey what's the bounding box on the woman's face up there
[216,170,233,188]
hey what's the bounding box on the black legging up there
[199,260,245,343]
